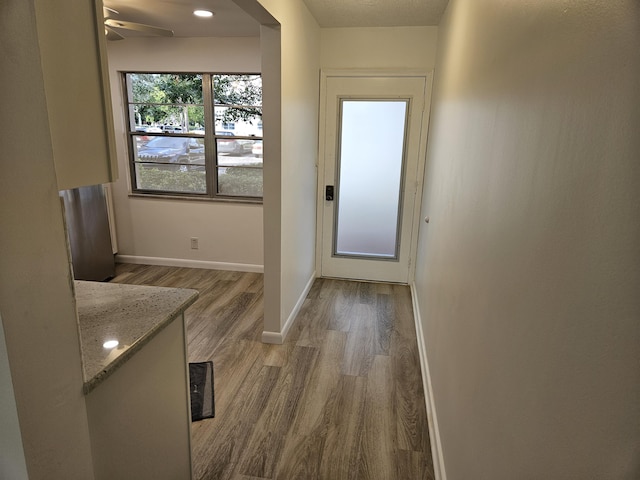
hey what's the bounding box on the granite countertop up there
[75,281,199,394]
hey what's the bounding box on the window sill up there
[128,192,263,205]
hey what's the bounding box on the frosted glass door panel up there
[335,100,408,258]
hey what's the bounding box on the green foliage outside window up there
[137,168,206,193]
[219,168,263,197]
[137,167,262,197]
[213,75,262,123]
[129,73,262,128]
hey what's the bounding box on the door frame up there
[315,69,434,283]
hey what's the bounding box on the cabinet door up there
[34,0,118,190]
[85,317,192,480]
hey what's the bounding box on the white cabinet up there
[34,0,117,190]
[85,316,193,480]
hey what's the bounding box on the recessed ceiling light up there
[193,9,214,18]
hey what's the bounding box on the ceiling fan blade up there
[105,25,125,41]
[104,19,174,37]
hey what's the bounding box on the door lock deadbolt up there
[325,185,334,201]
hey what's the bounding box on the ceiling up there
[103,0,447,39]
[302,0,447,28]
[103,0,261,37]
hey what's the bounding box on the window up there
[124,73,263,200]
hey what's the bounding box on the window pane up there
[213,74,262,106]
[214,107,262,137]
[215,135,263,197]
[133,135,205,166]
[217,167,263,197]
[128,73,203,104]
[335,100,407,258]
[135,164,207,194]
[133,135,205,194]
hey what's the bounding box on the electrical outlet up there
[190,237,199,249]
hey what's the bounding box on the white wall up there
[254,0,321,339]
[0,1,95,477]
[107,37,264,271]
[321,26,438,70]
[414,0,640,478]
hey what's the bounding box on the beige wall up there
[0,1,95,478]
[0,313,28,479]
[256,0,321,338]
[321,26,438,70]
[107,37,264,270]
[414,0,640,478]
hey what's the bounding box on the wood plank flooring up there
[110,263,434,480]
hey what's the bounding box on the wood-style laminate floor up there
[110,263,434,480]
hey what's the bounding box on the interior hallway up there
[111,263,434,479]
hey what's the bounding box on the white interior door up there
[318,73,430,283]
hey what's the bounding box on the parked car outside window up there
[251,141,263,158]
[216,130,254,155]
[161,125,184,134]
[136,136,204,167]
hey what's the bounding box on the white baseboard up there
[410,283,447,480]
[261,271,316,345]
[260,330,283,344]
[115,255,264,273]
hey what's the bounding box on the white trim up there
[410,282,447,480]
[115,255,264,273]
[261,271,316,344]
[321,68,434,78]
[406,71,434,282]
[260,330,283,344]
[103,184,118,254]
[315,71,329,278]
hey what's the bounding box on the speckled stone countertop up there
[75,281,199,394]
